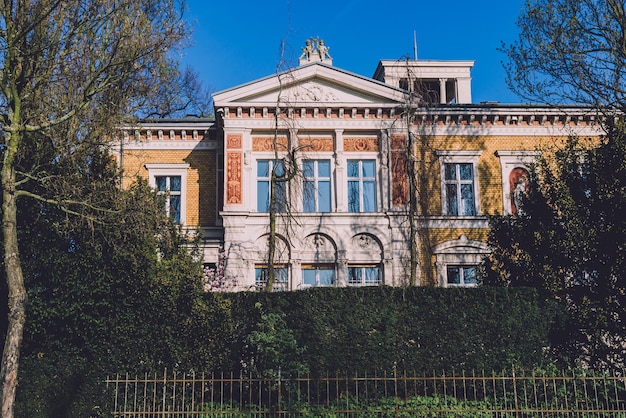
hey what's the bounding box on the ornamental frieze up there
[299,137,333,152]
[344,137,379,152]
[252,136,289,152]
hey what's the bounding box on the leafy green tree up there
[0,1,197,415]
[482,121,626,370]
[4,145,205,415]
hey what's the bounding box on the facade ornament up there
[313,234,326,249]
[299,37,333,65]
[357,234,372,249]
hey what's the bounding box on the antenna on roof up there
[413,30,418,60]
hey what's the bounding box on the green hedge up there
[203,286,564,376]
[13,286,566,417]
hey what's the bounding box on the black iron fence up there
[105,368,626,416]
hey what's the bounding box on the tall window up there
[444,163,476,216]
[446,265,477,286]
[302,264,335,287]
[156,176,182,222]
[303,159,331,212]
[255,266,288,291]
[348,265,381,286]
[257,160,286,212]
[347,160,376,212]
[146,164,188,225]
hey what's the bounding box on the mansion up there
[116,38,602,291]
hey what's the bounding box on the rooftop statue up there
[318,39,332,60]
[299,37,333,65]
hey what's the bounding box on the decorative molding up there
[344,137,379,152]
[226,152,242,204]
[252,136,289,152]
[226,134,242,149]
[299,137,334,152]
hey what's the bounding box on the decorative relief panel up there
[344,137,379,152]
[292,84,340,102]
[391,152,408,206]
[302,234,336,263]
[299,137,334,152]
[252,136,289,152]
[226,134,242,150]
[350,233,383,259]
[390,135,407,151]
[226,152,242,204]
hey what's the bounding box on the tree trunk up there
[407,131,417,286]
[1,138,26,418]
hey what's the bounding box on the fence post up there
[162,368,167,415]
[277,367,282,415]
[512,367,519,416]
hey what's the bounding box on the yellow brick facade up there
[116,58,602,290]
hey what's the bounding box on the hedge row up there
[197,286,565,375]
[15,286,567,417]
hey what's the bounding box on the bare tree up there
[0,1,189,415]
[503,0,626,111]
[262,41,304,292]
[388,59,438,286]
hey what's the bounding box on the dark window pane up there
[460,184,475,215]
[170,196,181,222]
[459,163,473,180]
[444,164,456,180]
[169,176,181,192]
[446,184,458,215]
[156,176,167,192]
[464,267,477,284]
[447,267,461,284]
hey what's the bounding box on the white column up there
[334,129,346,212]
[439,78,448,104]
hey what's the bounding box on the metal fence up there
[105,368,626,417]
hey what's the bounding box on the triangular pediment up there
[213,63,406,108]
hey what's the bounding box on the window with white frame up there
[432,235,489,288]
[446,265,478,286]
[255,265,289,291]
[303,159,331,212]
[146,164,189,224]
[437,151,481,216]
[347,160,376,212]
[257,160,286,212]
[348,265,382,286]
[302,264,335,287]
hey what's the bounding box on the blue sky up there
[181,0,526,104]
